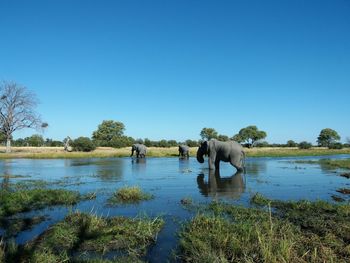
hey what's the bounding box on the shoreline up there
[0,146,350,159]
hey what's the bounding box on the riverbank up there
[0,146,350,159]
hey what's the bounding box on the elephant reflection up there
[197,170,245,200]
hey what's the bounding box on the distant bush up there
[72,137,96,152]
[286,140,298,147]
[110,136,135,148]
[185,140,199,147]
[255,141,269,147]
[328,142,343,149]
[298,141,312,149]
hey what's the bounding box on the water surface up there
[1,155,349,261]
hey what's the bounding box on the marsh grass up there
[1,146,349,159]
[5,212,164,262]
[177,196,350,262]
[0,188,80,217]
[108,186,153,204]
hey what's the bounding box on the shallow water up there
[1,155,349,261]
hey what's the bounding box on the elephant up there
[196,139,245,171]
[130,144,147,158]
[178,144,190,158]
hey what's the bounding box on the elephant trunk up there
[196,150,205,163]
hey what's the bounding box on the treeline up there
[3,120,349,151]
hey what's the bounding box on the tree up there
[92,120,125,146]
[317,128,341,147]
[72,137,96,152]
[200,128,218,140]
[25,134,44,147]
[298,141,312,149]
[0,81,45,153]
[286,140,297,147]
[217,134,230,141]
[232,125,267,148]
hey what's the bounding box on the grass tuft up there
[177,197,350,262]
[10,212,164,262]
[108,186,153,204]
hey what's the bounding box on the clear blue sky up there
[1,0,349,143]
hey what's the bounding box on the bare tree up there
[0,81,45,153]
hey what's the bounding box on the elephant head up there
[196,141,209,163]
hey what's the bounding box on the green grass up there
[177,196,350,262]
[108,186,153,204]
[4,212,163,262]
[0,188,81,217]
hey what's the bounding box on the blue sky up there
[1,0,349,143]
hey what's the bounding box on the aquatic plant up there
[10,212,164,262]
[0,188,80,217]
[177,197,350,262]
[108,186,153,204]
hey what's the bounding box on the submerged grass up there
[177,195,350,263]
[1,146,349,159]
[4,212,164,262]
[0,216,47,238]
[0,188,81,217]
[108,186,153,204]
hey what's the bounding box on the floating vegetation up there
[108,186,153,205]
[336,188,350,195]
[177,195,350,262]
[2,212,163,262]
[0,188,81,217]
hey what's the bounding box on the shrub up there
[286,140,297,147]
[71,137,96,152]
[298,141,312,149]
[328,142,343,149]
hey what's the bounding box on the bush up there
[298,141,312,149]
[286,140,297,147]
[328,142,343,149]
[71,137,96,152]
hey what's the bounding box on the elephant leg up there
[208,157,215,170]
[230,154,243,171]
[215,159,220,170]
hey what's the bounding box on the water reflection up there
[131,158,147,174]
[244,160,267,175]
[93,159,124,181]
[197,170,245,199]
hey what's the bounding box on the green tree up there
[185,139,198,147]
[317,128,341,147]
[25,134,44,147]
[200,128,218,140]
[217,134,230,141]
[72,137,96,152]
[286,140,297,147]
[298,141,312,149]
[232,125,267,148]
[92,120,125,146]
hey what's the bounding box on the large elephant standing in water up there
[178,145,190,158]
[130,144,147,158]
[197,139,245,171]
